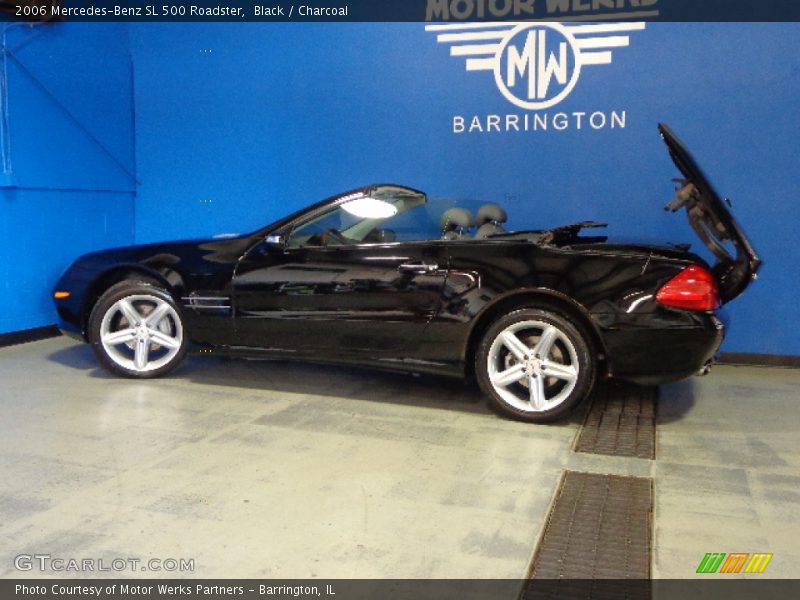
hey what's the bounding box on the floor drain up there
[525,470,653,593]
[574,382,657,460]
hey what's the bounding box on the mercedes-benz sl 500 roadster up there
[54,125,760,422]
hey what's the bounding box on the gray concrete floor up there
[0,337,798,579]
[654,367,800,578]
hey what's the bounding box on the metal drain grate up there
[574,382,657,460]
[526,471,653,591]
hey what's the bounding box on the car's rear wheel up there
[88,281,187,378]
[475,308,595,423]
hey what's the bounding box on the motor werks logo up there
[425,21,646,133]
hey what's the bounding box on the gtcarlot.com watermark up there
[14,554,194,573]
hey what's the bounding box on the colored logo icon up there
[696,552,773,574]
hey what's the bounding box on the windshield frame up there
[283,185,430,248]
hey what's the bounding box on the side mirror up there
[265,234,285,246]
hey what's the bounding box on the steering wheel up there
[321,228,349,246]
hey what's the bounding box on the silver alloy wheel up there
[486,319,579,413]
[99,294,183,373]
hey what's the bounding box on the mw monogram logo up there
[426,21,645,110]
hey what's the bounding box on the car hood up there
[71,236,256,272]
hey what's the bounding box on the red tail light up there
[656,265,720,311]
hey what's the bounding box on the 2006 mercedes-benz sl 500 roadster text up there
[54,125,760,422]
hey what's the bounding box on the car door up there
[231,187,449,360]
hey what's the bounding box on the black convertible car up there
[54,125,760,422]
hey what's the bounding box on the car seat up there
[440,208,475,240]
[474,204,508,239]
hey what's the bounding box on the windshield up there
[287,186,535,248]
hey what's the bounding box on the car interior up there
[288,194,512,248]
[440,203,509,240]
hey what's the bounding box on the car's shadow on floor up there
[46,343,495,420]
[655,379,697,424]
[48,341,108,372]
[47,343,673,427]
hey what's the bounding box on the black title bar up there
[6,579,800,600]
[3,0,800,22]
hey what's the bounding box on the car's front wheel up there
[476,308,595,423]
[88,281,187,378]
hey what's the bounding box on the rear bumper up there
[603,311,725,385]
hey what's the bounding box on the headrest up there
[476,203,508,226]
[440,208,475,232]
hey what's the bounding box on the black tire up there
[88,280,187,379]
[475,308,596,423]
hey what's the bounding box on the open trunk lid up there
[659,123,761,303]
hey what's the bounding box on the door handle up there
[398,262,439,274]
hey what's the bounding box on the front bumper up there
[58,325,86,342]
[53,266,94,343]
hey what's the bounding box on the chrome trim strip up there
[183,305,232,309]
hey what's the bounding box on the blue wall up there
[129,22,800,355]
[3,22,798,357]
[0,23,136,334]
